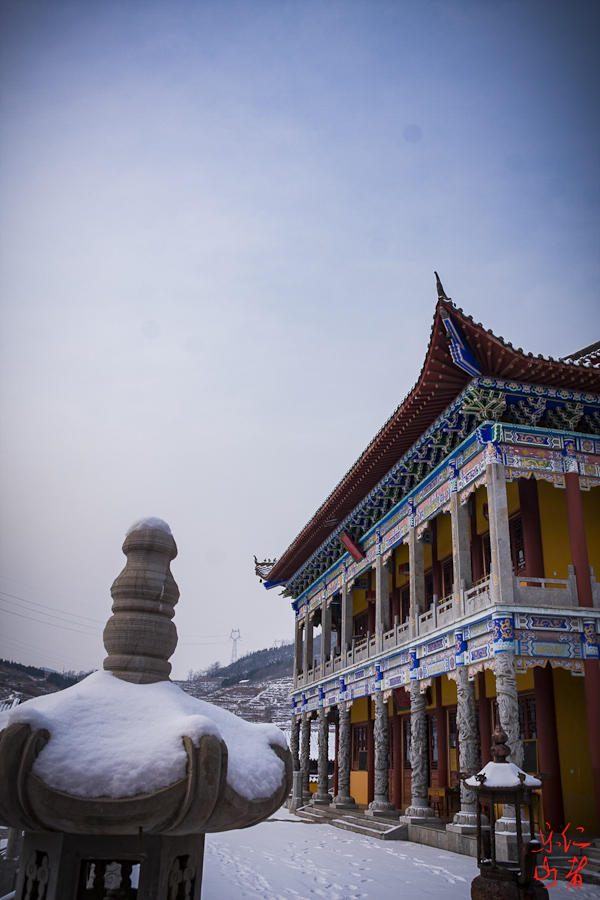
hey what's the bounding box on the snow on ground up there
[0,670,287,801]
[203,808,600,900]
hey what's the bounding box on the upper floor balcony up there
[294,566,600,690]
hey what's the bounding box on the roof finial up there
[435,271,450,301]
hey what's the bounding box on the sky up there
[0,0,598,680]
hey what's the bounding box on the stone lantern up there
[467,724,548,900]
[0,519,292,899]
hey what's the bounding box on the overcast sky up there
[1,0,598,680]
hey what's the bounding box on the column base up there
[331,795,356,809]
[494,816,519,862]
[399,803,437,825]
[365,800,398,820]
[312,793,332,806]
[446,810,481,835]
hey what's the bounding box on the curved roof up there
[267,297,600,585]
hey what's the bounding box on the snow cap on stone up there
[126,517,172,536]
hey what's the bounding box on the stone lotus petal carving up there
[0,722,292,836]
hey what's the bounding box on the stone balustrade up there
[294,566,599,688]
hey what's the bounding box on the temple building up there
[260,279,600,841]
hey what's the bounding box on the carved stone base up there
[446,810,479,835]
[494,817,519,862]
[365,801,398,820]
[330,795,356,810]
[399,803,437,825]
[15,830,204,900]
[312,792,332,806]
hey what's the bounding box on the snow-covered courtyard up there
[203,808,600,900]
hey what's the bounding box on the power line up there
[0,605,101,637]
[0,589,105,624]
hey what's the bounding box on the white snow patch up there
[0,671,286,801]
[465,761,542,789]
[126,516,172,535]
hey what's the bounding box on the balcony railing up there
[294,566,599,687]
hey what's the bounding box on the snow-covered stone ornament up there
[0,519,292,899]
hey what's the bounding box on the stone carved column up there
[332,702,356,808]
[447,667,479,833]
[450,488,472,612]
[103,520,179,684]
[290,715,300,771]
[321,600,332,673]
[300,712,312,801]
[367,691,395,815]
[289,714,303,809]
[293,618,303,685]
[409,528,425,638]
[494,650,524,860]
[375,555,391,643]
[303,614,313,679]
[340,583,353,655]
[401,681,435,822]
[313,708,332,805]
[485,448,515,605]
[495,652,523,769]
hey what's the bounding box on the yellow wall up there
[516,669,534,691]
[538,481,571,579]
[582,487,600,579]
[506,480,519,515]
[436,513,452,560]
[350,697,368,723]
[424,543,432,569]
[484,668,496,698]
[350,771,369,806]
[475,485,488,535]
[441,673,457,706]
[553,666,598,832]
[352,590,368,616]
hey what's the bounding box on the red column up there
[565,471,600,825]
[534,663,565,830]
[518,477,545,578]
[367,696,375,804]
[478,671,492,767]
[435,677,448,789]
[392,704,402,808]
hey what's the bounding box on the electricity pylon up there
[229,629,241,664]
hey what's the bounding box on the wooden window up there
[352,723,368,771]
[482,533,491,577]
[510,513,526,573]
[518,693,537,773]
[448,708,459,779]
[428,714,438,770]
[401,585,410,622]
[442,557,454,598]
[353,612,368,638]
[425,569,434,606]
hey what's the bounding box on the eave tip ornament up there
[435,271,450,302]
[254,555,277,582]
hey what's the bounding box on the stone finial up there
[490,723,511,763]
[103,518,179,684]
